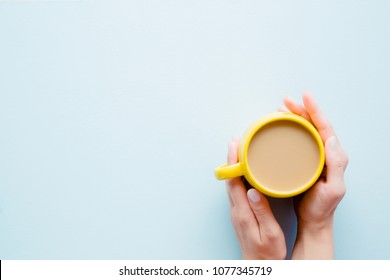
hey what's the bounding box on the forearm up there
[291,218,334,260]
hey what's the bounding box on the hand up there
[226,138,286,260]
[280,92,349,259]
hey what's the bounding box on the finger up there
[227,137,240,165]
[247,188,283,240]
[324,136,349,183]
[226,140,236,207]
[226,139,250,209]
[227,179,254,222]
[277,106,290,113]
[226,185,234,207]
[302,91,335,142]
[283,96,312,122]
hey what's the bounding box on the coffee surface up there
[247,120,321,192]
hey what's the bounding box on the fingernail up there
[248,188,261,203]
[228,140,235,151]
[303,91,312,98]
[232,135,240,144]
[327,136,338,151]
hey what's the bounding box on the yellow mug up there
[214,112,325,198]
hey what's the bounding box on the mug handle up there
[214,163,243,180]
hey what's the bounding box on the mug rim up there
[240,112,325,198]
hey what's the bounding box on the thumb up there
[247,188,281,236]
[324,136,349,182]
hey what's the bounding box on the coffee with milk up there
[247,120,321,192]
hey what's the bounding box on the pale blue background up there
[1,0,389,259]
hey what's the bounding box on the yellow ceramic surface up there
[214,112,325,198]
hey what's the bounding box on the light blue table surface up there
[1,0,390,259]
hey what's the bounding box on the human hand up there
[226,138,286,260]
[280,92,349,259]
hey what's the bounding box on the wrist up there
[292,217,334,260]
[297,216,334,235]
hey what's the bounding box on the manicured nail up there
[303,91,312,98]
[232,135,240,144]
[283,96,291,103]
[228,140,235,151]
[248,188,261,203]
